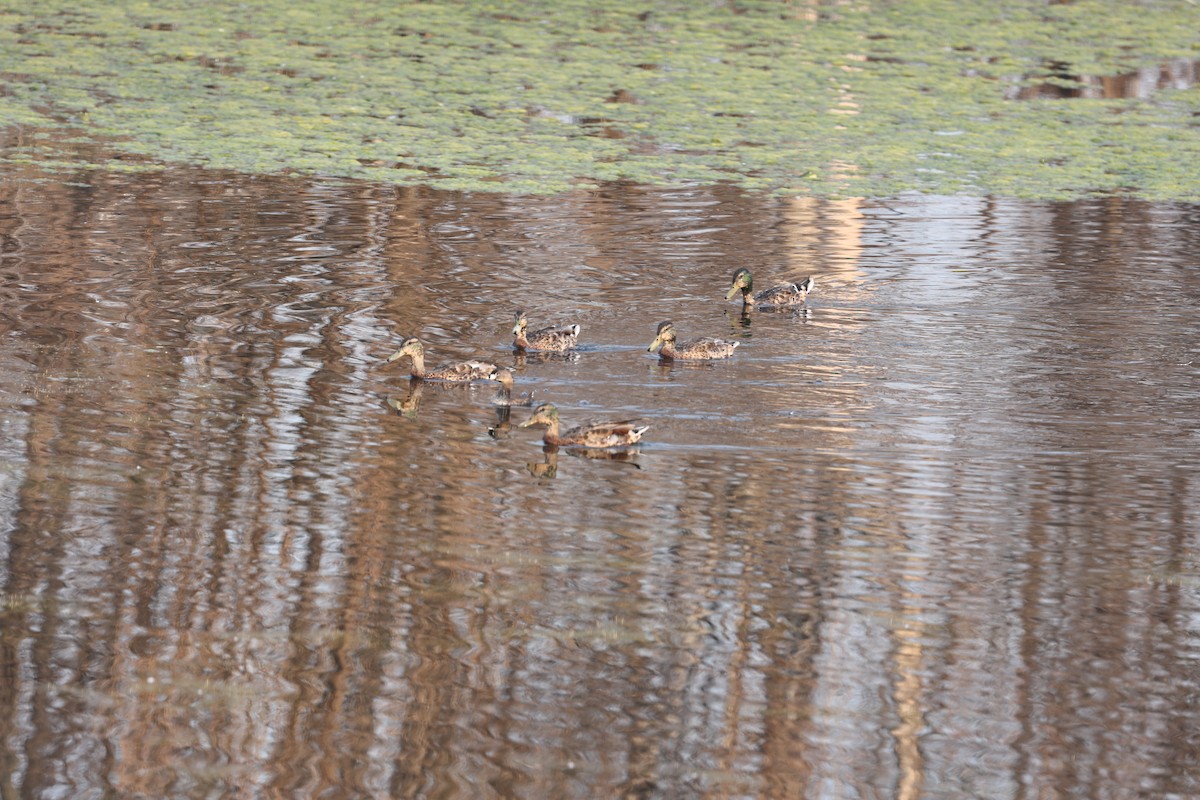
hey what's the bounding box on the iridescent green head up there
[726,268,753,300]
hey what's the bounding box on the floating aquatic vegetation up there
[0,0,1198,198]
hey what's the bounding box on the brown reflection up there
[525,444,641,480]
[782,195,866,284]
[488,405,520,440]
[386,379,425,419]
[1,165,1199,799]
[1008,58,1200,100]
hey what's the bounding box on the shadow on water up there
[1,166,1199,798]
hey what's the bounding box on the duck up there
[385,337,499,382]
[647,321,738,360]
[512,310,581,352]
[519,403,649,448]
[726,268,814,307]
[491,368,535,407]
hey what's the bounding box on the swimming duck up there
[647,321,738,360]
[492,368,535,407]
[386,337,499,382]
[512,310,581,352]
[726,268,814,307]
[519,403,649,448]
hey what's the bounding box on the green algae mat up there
[1,0,1198,199]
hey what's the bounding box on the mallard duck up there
[386,337,499,382]
[512,310,581,352]
[726,268,814,307]
[491,368,535,407]
[647,321,738,360]
[519,403,648,448]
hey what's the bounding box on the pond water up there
[1,168,1198,798]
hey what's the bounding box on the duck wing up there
[561,419,649,448]
[753,283,801,305]
[754,276,813,306]
[430,360,498,381]
[677,337,739,359]
[527,323,581,351]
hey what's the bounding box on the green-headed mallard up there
[647,321,738,360]
[512,310,581,352]
[386,337,499,382]
[492,368,535,407]
[519,402,648,448]
[726,268,814,307]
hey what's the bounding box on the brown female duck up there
[386,337,499,382]
[512,310,581,352]
[519,403,648,448]
[726,268,814,307]
[647,321,738,360]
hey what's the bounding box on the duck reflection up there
[723,306,754,329]
[491,368,534,408]
[488,369,534,438]
[489,406,514,439]
[723,303,810,330]
[511,348,581,371]
[527,446,559,479]
[649,356,728,379]
[526,444,642,479]
[385,379,425,419]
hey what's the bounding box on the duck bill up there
[724,285,742,301]
[386,350,404,362]
[647,336,664,353]
[518,417,538,428]
[511,324,522,336]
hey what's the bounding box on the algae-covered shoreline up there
[1,0,1198,199]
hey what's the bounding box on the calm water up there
[1,167,1198,799]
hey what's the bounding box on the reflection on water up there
[1,167,1199,798]
[1007,57,1200,100]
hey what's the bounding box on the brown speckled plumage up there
[386,337,499,382]
[512,310,581,352]
[647,321,738,360]
[519,403,648,448]
[726,268,814,307]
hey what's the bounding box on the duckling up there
[519,403,648,448]
[386,337,499,382]
[726,268,814,307]
[512,310,581,352]
[647,321,738,360]
[491,368,535,407]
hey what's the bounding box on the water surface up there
[1,169,1198,798]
